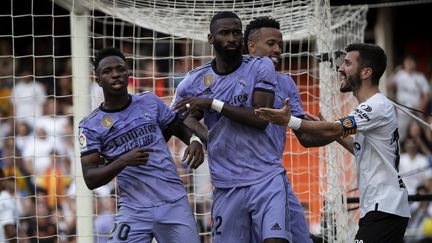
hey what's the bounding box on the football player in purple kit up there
[78,48,203,243]
[244,16,336,243]
[173,11,294,243]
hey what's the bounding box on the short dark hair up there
[346,43,387,85]
[94,47,126,71]
[210,11,241,34]
[243,16,280,54]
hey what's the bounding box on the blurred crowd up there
[1,35,432,242]
[386,56,432,243]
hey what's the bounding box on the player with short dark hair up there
[79,47,203,243]
[173,11,292,243]
[244,16,337,243]
[255,43,410,243]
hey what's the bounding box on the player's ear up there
[247,41,255,54]
[94,70,102,87]
[361,67,372,80]
[208,33,214,44]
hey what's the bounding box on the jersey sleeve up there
[171,73,193,106]
[153,93,177,129]
[254,57,277,93]
[418,73,430,94]
[350,102,385,133]
[78,125,101,156]
[284,74,305,117]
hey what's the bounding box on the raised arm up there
[174,89,273,130]
[255,98,355,151]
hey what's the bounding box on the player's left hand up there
[182,140,204,169]
[254,98,292,126]
[174,98,212,115]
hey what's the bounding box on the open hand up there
[254,98,292,126]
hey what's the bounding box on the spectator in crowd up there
[0,169,21,243]
[34,98,69,153]
[399,138,431,195]
[387,55,430,142]
[37,151,72,210]
[27,195,57,243]
[15,121,33,153]
[11,65,47,127]
[405,121,432,156]
[2,136,34,196]
[22,127,59,179]
[406,184,432,243]
[0,38,14,116]
[0,109,13,153]
[55,72,73,106]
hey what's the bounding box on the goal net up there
[0,0,367,242]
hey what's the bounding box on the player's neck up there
[354,85,380,103]
[213,53,242,74]
[102,93,131,111]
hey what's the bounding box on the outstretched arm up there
[293,113,336,147]
[256,98,344,138]
[174,90,274,130]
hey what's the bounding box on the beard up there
[214,41,241,61]
[340,71,361,93]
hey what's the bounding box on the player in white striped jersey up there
[255,43,410,243]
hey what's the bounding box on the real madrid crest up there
[102,115,113,128]
[204,74,213,87]
[238,77,246,88]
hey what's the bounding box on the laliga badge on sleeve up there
[79,127,87,150]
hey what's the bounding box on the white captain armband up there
[190,134,203,145]
[287,115,302,130]
[337,116,357,138]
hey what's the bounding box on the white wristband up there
[287,115,302,130]
[190,134,203,145]
[211,99,224,113]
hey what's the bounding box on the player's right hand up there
[120,148,153,166]
[254,98,292,126]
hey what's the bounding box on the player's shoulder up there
[243,55,273,66]
[360,93,394,117]
[136,91,156,99]
[79,106,103,127]
[276,72,297,89]
[135,92,165,108]
[188,61,212,76]
[277,72,295,83]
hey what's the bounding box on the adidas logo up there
[271,223,281,231]
[202,87,213,95]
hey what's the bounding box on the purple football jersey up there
[271,73,305,157]
[173,56,285,188]
[79,92,185,208]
